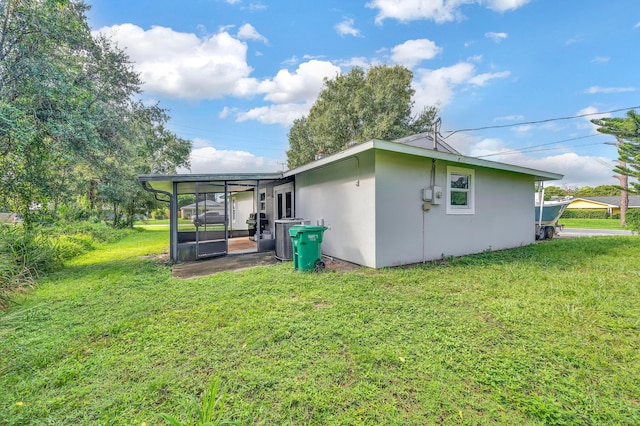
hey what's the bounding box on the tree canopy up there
[592,110,640,194]
[0,0,191,227]
[286,65,438,168]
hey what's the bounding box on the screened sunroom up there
[139,173,295,262]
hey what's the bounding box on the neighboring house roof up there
[284,139,563,181]
[181,200,224,210]
[572,196,640,208]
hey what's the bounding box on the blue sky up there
[88,0,640,187]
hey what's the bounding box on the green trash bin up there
[289,225,328,271]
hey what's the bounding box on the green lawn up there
[559,218,627,230]
[1,229,639,425]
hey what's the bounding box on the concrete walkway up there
[172,251,279,279]
[560,228,634,237]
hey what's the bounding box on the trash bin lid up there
[288,224,306,237]
[296,225,327,232]
[288,224,327,237]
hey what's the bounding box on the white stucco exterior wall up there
[374,150,535,268]
[294,151,376,268]
[229,191,254,232]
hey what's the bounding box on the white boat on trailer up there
[535,198,572,240]
[535,182,572,240]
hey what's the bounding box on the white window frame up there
[446,166,475,215]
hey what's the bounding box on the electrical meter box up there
[431,186,443,205]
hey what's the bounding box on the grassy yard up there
[1,229,639,425]
[559,218,627,230]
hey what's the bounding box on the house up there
[566,196,640,217]
[140,134,562,267]
[180,200,224,219]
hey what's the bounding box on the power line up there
[481,141,613,157]
[442,105,640,138]
[474,134,601,158]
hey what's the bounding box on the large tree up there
[592,110,640,225]
[286,65,438,168]
[0,0,191,227]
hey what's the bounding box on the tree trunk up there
[616,157,629,226]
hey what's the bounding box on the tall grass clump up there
[0,222,135,310]
[0,225,61,310]
[159,377,240,426]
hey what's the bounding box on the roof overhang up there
[570,198,618,207]
[284,139,564,182]
[139,172,284,195]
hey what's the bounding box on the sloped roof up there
[392,132,460,154]
[577,196,640,208]
[285,139,563,181]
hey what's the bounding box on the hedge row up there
[561,209,610,219]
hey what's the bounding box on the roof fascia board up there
[139,172,283,183]
[571,198,617,207]
[284,139,563,181]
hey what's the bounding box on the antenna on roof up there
[432,117,442,150]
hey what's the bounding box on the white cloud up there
[494,114,525,121]
[391,39,442,68]
[512,124,532,133]
[485,31,508,43]
[484,0,531,12]
[412,62,510,112]
[584,86,637,94]
[236,102,314,125]
[515,152,615,187]
[94,24,255,100]
[237,23,268,44]
[454,136,616,187]
[366,0,531,24]
[335,19,361,37]
[575,106,610,132]
[413,62,476,109]
[468,70,510,86]
[591,56,610,63]
[230,60,341,125]
[635,22,640,28]
[256,60,341,104]
[177,145,279,174]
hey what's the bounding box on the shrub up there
[0,222,134,310]
[0,226,62,310]
[561,209,610,219]
[625,209,640,234]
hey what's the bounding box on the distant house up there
[141,133,563,266]
[180,200,224,219]
[566,196,640,216]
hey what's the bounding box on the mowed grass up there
[1,229,639,425]
[560,218,627,230]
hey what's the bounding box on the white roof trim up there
[284,139,564,181]
[569,198,618,207]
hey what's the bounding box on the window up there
[446,166,475,215]
[232,199,236,222]
[259,190,266,212]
